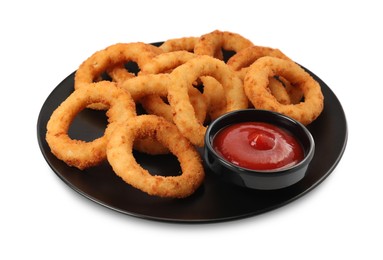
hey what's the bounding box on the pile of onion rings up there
[45,30,324,198]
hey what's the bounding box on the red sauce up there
[213,122,304,171]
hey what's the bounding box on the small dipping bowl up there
[204,109,315,190]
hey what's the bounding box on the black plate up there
[37,48,347,223]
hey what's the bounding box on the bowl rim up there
[204,108,315,176]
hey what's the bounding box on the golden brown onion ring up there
[227,45,303,104]
[46,81,136,170]
[194,30,253,60]
[107,44,163,84]
[244,56,324,125]
[107,115,205,198]
[74,42,162,109]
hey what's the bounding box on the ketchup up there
[213,122,304,171]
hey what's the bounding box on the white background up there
[1,0,381,259]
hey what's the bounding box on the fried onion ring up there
[46,81,136,170]
[168,55,248,146]
[227,45,303,104]
[244,56,324,125]
[194,30,253,60]
[74,42,161,109]
[107,44,163,84]
[107,115,205,198]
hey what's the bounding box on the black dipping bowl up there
[204,109,315,190]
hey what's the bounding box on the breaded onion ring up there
[107,115,205,198]
[227,45,291,104]
[107,43,163,84]
[168,55,248,146]
[244,56,324,125]
[75,42,161,88]
[46,81,136,170]
[74,42,162,109]
[194,30,253,60]
[227,45,302,104]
